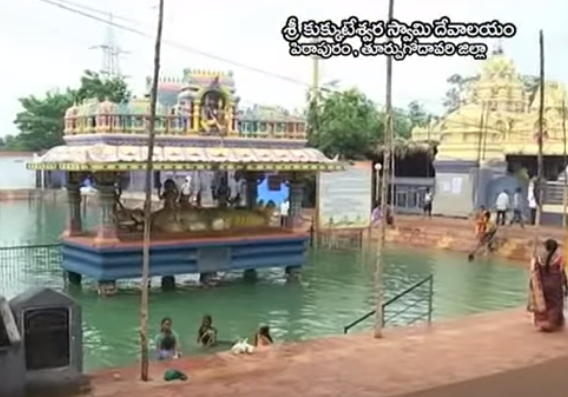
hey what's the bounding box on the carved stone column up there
[288,172,304,228]
[217,172,229,208]
[244,172,260,209]
[94,172,119,243]
[62,172,83,237]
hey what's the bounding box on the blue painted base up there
[61,234,309,281]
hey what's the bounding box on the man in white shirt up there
[527,180,538,225]
[495,190,510,226]
[179,175,193,204]
[423,188,433,218]
[279,199,290,227]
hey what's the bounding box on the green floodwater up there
[0,200,528,371]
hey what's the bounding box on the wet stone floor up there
[88,309,568,397]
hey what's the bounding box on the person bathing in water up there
[468,210,497,261]
[155,317,181,360]
[253,325,273,347]
[474,206,486,240]
[197,315,218,347]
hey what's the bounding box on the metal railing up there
[343,274,434,334]
[0,243,63,296]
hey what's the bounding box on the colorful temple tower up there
[411,49,568,217]
[31,68,340,293]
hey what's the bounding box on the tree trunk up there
[535,30,545,229]
[375,0,395,338]
[140,0,165,381]
[562,100,566,227]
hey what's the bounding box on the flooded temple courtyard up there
[0,201,529,371]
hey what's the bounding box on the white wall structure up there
[0,154,36,189]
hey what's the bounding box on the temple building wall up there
[432,161,477,217]
[409,48,568,222]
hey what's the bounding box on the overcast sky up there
[1,0,566,136]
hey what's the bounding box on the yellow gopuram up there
[409,48,568,219]
[412,49,567,161]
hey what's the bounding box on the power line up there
[30,0,459,113]
[44,0,142,24]
[35,0,314,89]
[32,0,446,108]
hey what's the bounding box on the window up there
[408,190,418,208]
[24,308,70,370]
[396,191,408,208]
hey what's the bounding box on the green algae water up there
[0,201,528,370]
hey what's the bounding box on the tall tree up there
[75,70,130,103]
[520,75,540,104]
[443,73,540,113]
[307,87,382,160]
[406,101,429,129]
[140,0,164,382]
[9,71,130,152]
[442,74,478,113]
[12,90,75,151]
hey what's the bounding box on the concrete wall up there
[431,160,476,217]
[0,156,36,189]
[432,160,520,217]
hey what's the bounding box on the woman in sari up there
[528,239,567,332]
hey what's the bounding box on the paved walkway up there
[394,214,566,241]
[403,355,568,397]
[88,309,568,397]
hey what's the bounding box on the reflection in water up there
[0,201,527,370]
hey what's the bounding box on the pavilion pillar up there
[244,172,260,209]
[288,172,304,228]
[217,172,229,208]
[94,172,119,244]
[62,172,83,237]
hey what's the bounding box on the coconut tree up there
[140,0,165,382]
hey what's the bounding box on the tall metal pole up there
[374,0,394,338]
[390,141,396,213]
[140,0,164,381]
[474,104,486,209]
[561,99,567,227]
[535,30,545,228]
[311,39,321,240]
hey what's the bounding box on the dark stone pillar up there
[244,172,260,209]
[243,268,257,282]
[63,178,83,237]
[161,276,176,291]
[66,271,82,286]
[217,172,229,208]
[288,173,304,228]
[60,172,83,237]
[94,172,119,244]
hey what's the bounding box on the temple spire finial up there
[492,39,504,55]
